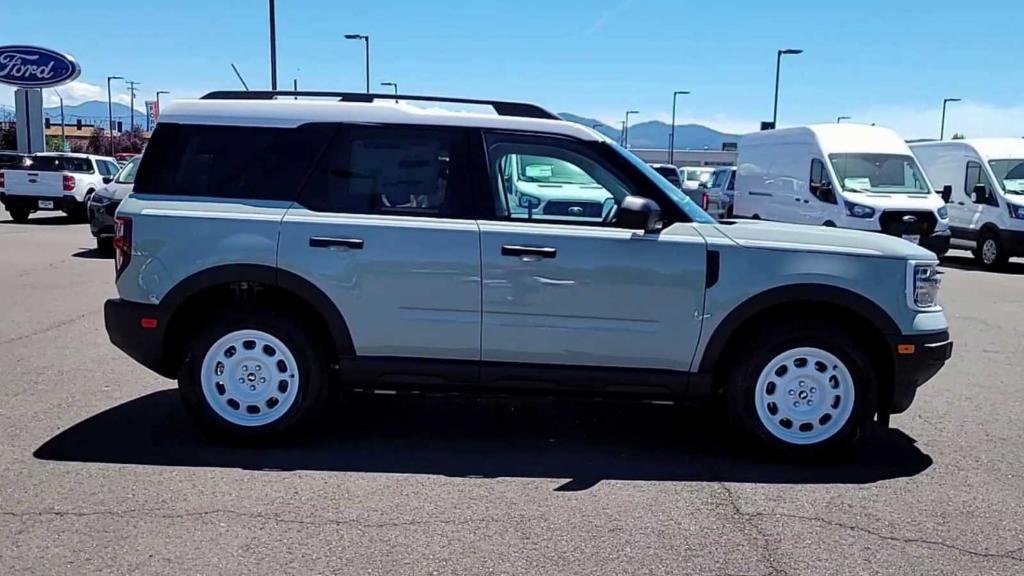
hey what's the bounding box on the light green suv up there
[102,91,952,459]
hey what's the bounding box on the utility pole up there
[125,80,140,131]
[269,0,278,89]
[106,75,123,156]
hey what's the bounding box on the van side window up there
[965,161,998,207]
[300,125,472,218]
[809,159,836,204]
[726,170,736,191]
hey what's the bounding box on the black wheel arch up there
[159,264,355,376]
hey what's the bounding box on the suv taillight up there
[702,192,709,210]
[62,174,75,192]
[0,171,5,189]
[114,216,132,278]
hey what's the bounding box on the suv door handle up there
[501,245,556,259]
[309,237,364,250]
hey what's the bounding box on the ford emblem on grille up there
[568,206,584,215]
[902,215,918,224]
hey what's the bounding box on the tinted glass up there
[989,159,1024,194]
[27,156,93,173]
[605,143,715,223]
[727,170,736,191]
[0,153,26,168]
[300,125,469,217]
[134,123,334,200]
[653,166,681,186]
[115,156,142,184]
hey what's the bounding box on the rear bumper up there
[105,298,171,378]
[1,192,80,213]
[887,330,953,413]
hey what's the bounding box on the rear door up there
[278,124,482,364]
[476,132,707,378]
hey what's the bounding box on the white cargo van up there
[911,139,1024,268]
[734,124,950,256]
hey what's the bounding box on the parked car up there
[911,139,1024,269]
[702,166,736,219]
[103,90,951,458]
[0,153,121,222]
[682,166,715,192]
[648,163,701,203]
[89,155,141,252]
[734,124,950,256]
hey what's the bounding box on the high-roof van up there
[910,139,1024,269]
[734,124,950,256]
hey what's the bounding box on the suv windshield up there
[518,154,600,186]
[829,153,928,194]
[989,159,1024,194]
[607,143,716,223]
[26,156,94,174]
[115,156,141,184]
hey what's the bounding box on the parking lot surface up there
[0,215,1022,575]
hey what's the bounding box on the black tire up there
[725,319,877,460]
[177,306,330,443]
[95,236,114,254]
[75,192,93,222]
[8,208,30,223]
[973,231,1008,270]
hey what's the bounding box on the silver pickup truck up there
[1,153,120,222]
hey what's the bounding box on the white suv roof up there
[160,91,604,142]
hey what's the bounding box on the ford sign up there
[0,45,81,89]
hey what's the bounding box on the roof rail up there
[200,90,561,121]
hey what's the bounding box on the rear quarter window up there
[133,123,335,201]
[26,156,94,173]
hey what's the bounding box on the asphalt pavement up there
[0,214,1021,575]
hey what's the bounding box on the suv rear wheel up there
[178,307,329,442]
[725,320,876,459]
[8,208,29,223]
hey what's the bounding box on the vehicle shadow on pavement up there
[940,254,1024,275]
[34,390,932,488]
[0,215,77,226]
[71,247,112,260]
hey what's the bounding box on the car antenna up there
[230,63,250,91]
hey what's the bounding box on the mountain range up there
[43,101,148,128]
[559,113,742,151]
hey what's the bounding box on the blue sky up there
[2,0,1021,138]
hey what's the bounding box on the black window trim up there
[965,160,999,207]
[809,158,837,205]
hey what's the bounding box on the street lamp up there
[623,110,639,148]
[669,90,690,164]
[268,0,278,89]
[53,89,65,151]
[380,81,398,103]
[153,91,170,130]
[836,115,851,123]
[345,34,371,93]
[107,75,123,156]
[941,98,961,140]
[772,48,803,128]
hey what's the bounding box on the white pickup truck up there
[0,153,121,223]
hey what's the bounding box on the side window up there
[726,170,736,191]
[100,161,119,177]
[809,159,837,203]
[134,123,334,200]
[965,161,997,206]
[300,125,471,218]
[488,143,630,224]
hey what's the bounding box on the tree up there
[86,127,109,155]
[952,132,966,140]
[0,125,15,150]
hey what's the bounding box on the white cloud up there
[42,81,104,107]
[585,0,635,35]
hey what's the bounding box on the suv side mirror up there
[617,196,661,232]
[972,183,990,204]
[939,185,952,203]
[102,176,114,185]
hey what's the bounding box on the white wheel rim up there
[199,329,300,427]
[754,347,855,445]
[982,239,998,265]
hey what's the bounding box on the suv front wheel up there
[178,308,328,442]
[725,321,876,459]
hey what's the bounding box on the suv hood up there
[714,220,936,260]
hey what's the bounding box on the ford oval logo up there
[568,206,584,215]
[902,215,918,224]
[0,45,81,88]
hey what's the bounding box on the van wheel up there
[725,320,876,459]
[974,232,1007,269]
[178,307,329,443]
[8,208,30,223]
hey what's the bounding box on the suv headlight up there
[937,205,949,220]
[845,201,875,219]
[907,262,942,310]
[1007,203,1024,220]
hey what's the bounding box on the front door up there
[477,133,707,377]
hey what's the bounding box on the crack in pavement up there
[0,508,513,531]
[716,483,790,576]
[0,310,98,347]
[714,486,1023,566]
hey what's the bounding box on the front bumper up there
[997,228,1024,257]
[887,330,953,414]
[919,230,951,256]
[105,298,172,378]
[89,199,120,238]
[1,192,80,213]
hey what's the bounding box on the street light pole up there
[125,80,140,131]
[836,116,851,123]
[106,75,123,156]
[623,110,639,149]
[54,89,65,151]
[669,90,690,164]
[345,34,371,93]
[269,0,278,90]
[380,81,398,103]
[772,49,803,128]
[940,98,961,140]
